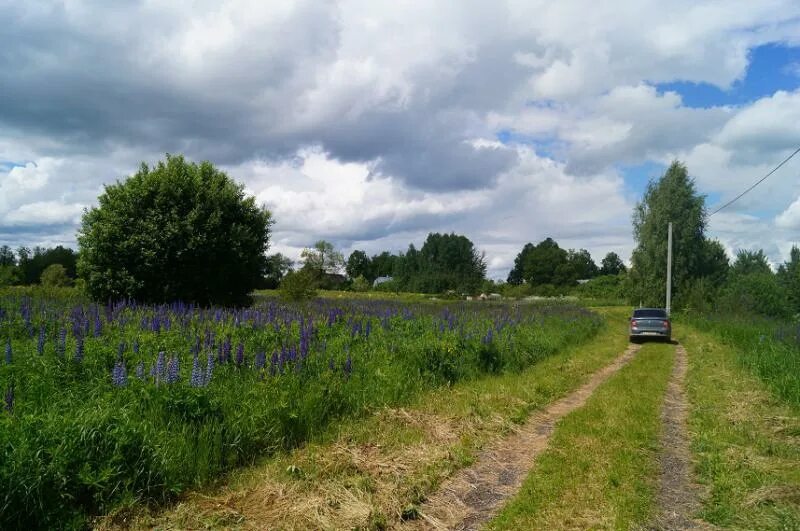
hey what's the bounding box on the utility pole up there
[666,222,673,316]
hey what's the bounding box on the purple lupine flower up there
[365,319,372,339]
[4,384,13,413]
[328,357,335,371]
[155,351,166,384]
[56,328,67,357]
[343,353,352,378]
[222,336,232,363]
[190,354,203,387]
[93,317,102,337]
[4,339,11,365]
[166,356,180,384]
[117,342,126,360]
[254,350,266,370]
[37,325,45,355]
[205,351,215,385]
[270,351,279,376]
[136,360,145,380]
[112,359,128,387]
[235,343,244,366]
[133,339,140,354]
[74,337,84,363]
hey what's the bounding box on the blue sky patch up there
[657,43,800,108]
[495,129,563,160]
[619,161,665,199]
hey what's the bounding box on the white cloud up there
[2,0,800,275]
[776,196,800,229]
[4,201,85,226]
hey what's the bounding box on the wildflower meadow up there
[0,290,602,527]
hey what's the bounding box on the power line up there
[709,145,800,217]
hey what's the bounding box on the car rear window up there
[633,309,667,318]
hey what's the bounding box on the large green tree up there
[371,251,398,278]
[599,252,626,276]
[515,237,568,286]
[409,233,486,293]
[0,245,14,267]
[731,249,771,276]
[345,250,373,281]
[78,154,273,305]
[301,240,344,280]
[507,243,534,285]
[629,161,707,307]
[564,248,598,282]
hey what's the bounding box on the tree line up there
[619,160,797,318]
[3,154,797,319]
[0,245,77,287]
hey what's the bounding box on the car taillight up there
[631,320,638,327]
[663,320,670,328]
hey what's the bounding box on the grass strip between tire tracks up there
[681,326,800,529]
[106,308,632,529]
[487,341,674,530]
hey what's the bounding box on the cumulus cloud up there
[4,201,85,226]
[776,196,800,229]
[225,146,633,278]
[2,0,800,273]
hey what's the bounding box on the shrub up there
[350,275,371,292]
[574,274,626,301]
[279,269,317,301]
[77,154,273,306]
[718,272,790,319]
[39,264,72,287]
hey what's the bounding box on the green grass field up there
[4,289,800,529]
[488,341,674,530]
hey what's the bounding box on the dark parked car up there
[629,308,671,342]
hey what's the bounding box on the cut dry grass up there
[681,326,800,528]
[99,309,632,530]
[486,341,674,530]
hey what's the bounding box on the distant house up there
[576,279,591,285]
[373,276,393,287]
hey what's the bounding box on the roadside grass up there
[681,326,800,529]
[112,309,632,530]
[487,341,674,531]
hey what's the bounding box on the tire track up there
[650,344,707,530]
[401,343,642,531]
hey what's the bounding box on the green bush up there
[278,269,317,301]
[77,154,273,306]
[40,264,72,287]
[350,275,371,292]
[574,274,626,302]
[717,272,790,319]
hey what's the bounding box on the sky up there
[1,1,800,279]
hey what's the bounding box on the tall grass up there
[0,292,601,528]
[679,313,800,408]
